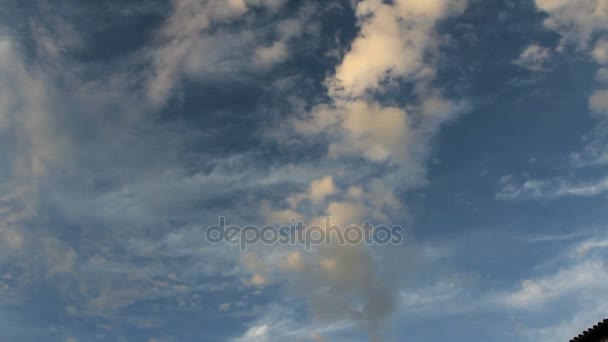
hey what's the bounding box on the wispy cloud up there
[496,175,608,200]
[501,259,608,309]
[494,236,608,341]
[514,44,551,71]
[2,1,608,341]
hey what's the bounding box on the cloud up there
[231,302,354,342]
[3,1,578,341]
[502,260,608,308]
[590,89,608,117]
[493,236,608,341]
[0,35,77,281]
[514,44,551,71]
[253,12,317,68]
[242,1,471,340]
[534,0,608,50]
[28,14,83,61]
[0,19,272,327]
[145,0,253,106]
[522,307,608,342]
[330,0,466,98]
[570,138,608,167]
[573,238,608,257]
[497,175,608,200]
[236,324,269,341]
[593,39,608,64]
[254,41,288,66]
[145,0,321,107]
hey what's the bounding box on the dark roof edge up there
[570,319,608,342]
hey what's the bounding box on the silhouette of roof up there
[570,319,608,342]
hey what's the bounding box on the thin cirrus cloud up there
[1,0,608,341]
[496,175,608,200]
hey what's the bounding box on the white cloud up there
[251,2,470,340]
[502,260,608,308]
[295,100,413,163]
[573,238,608,257]
[286,176,337,208]
[514,44,551,71]
[497,176,608,200]
[231,302,353,342]
[495,235,608,341]
[330,0,465,98]
[534,0,608,50]
[238,324,269,341]
[570,138,608,167]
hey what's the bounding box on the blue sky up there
[1,0,608,341]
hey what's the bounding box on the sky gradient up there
[1,0,608,341]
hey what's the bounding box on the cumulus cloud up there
[243,1,470,340]
[329,0,465,98]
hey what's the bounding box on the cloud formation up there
[244,0,469,340]
[2,1,608,341]
[497,175,608,200]
[533,0,608,120]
